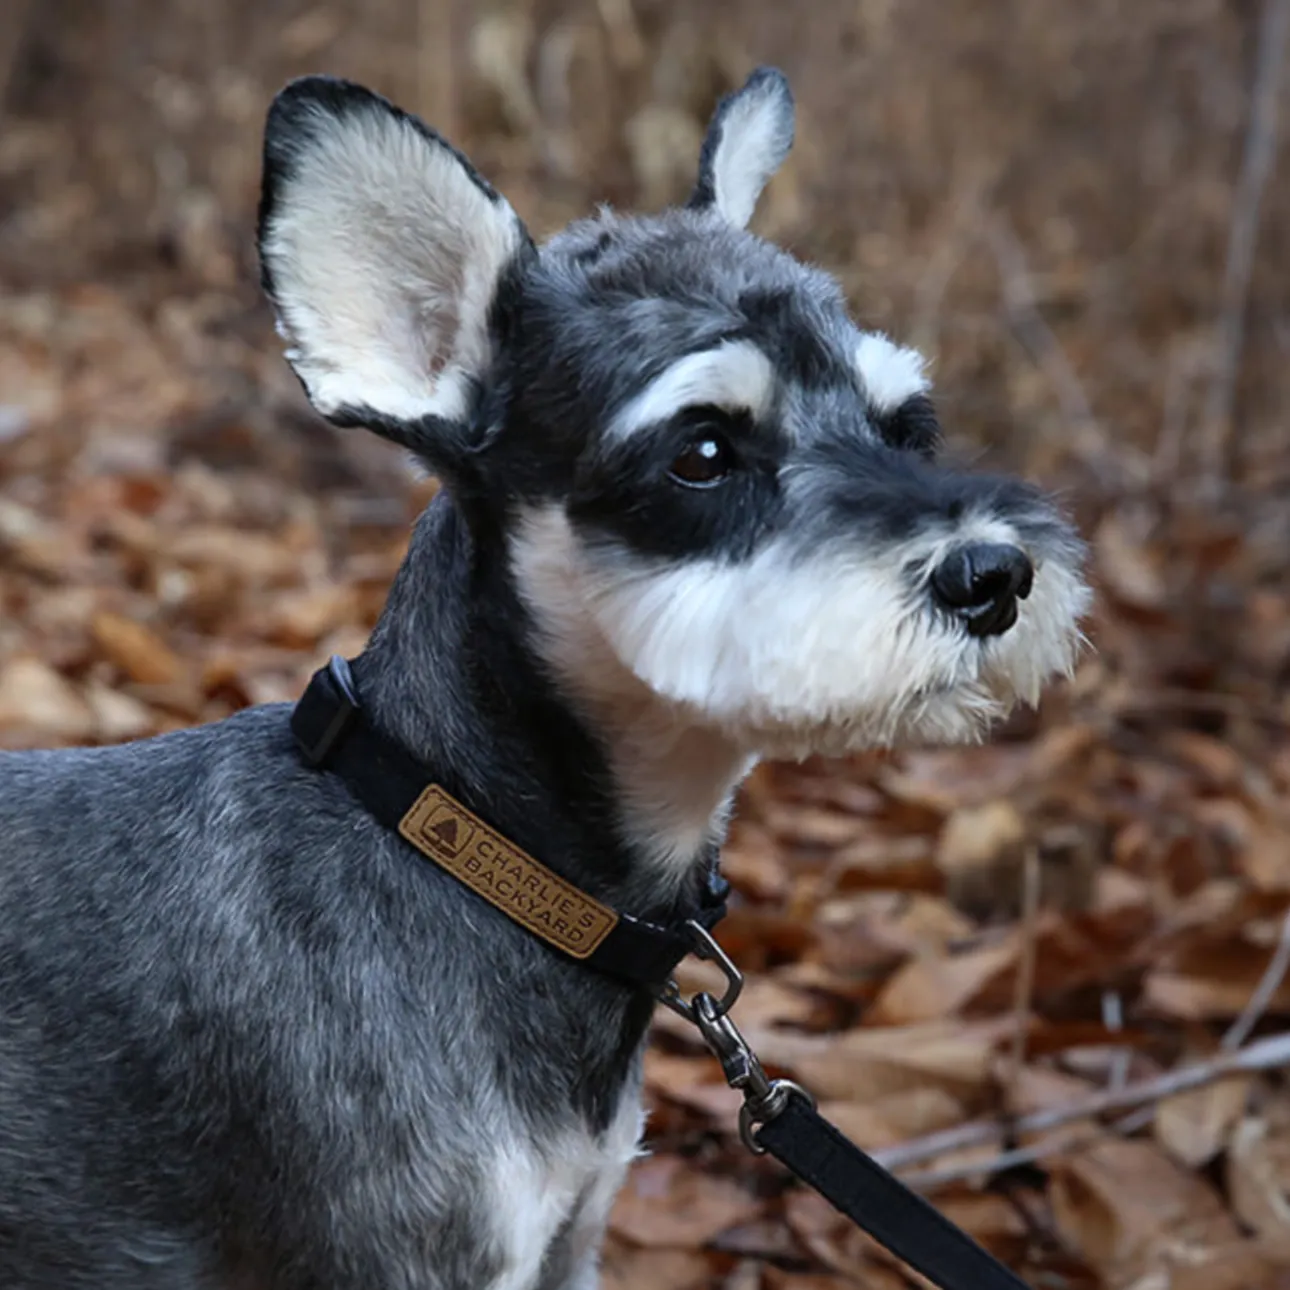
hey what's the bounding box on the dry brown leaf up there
[1166,1240,1280,1290]
[866,937,1017,1026]
[817,1084,966,1150]
[761,801,873,849]
[600,1244,713,1290]
[90,610,184,685]
[1154,1073,1251,1169]
[814,891,974,975]
[935,1191,1027,1249]
[825,834,939,893]
[1050,1138,1241,1284]
[1094,509,1168,610]
[720,821,792,900]
[83,680,157,742]
[878,745,1037,814]
[1145,941,1290,1021]
[642,1050,743,1121]
[756,1019,1003,1101]
[1226,1116,1290,1259]
[0,657,95,742]
[761,1272,858,1290]
[167,526,305,586]
[608,1155,762,1248]
[259,584,359,647]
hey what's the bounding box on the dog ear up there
[258,76,533,469]
[688,67,795,230]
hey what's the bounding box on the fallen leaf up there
[756,1019,1004,1101]
[866,937,1017,1026]
[817,1085,967,1149]
[83,680,157,742]
[1050,1138,1241,1284]
[0,657,95,743]
[608,1155,762,1248]
[90,610,184,685]
[1155,1073,1251,1169]
[259,583,358,647]
[1226,1116,1290,1259]
[600,1243,713,1290]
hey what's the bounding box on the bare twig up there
[910,172,994,357]
[1005,846,1041,1098]
[1102,990,1131,1092]
[0,0,33,124]
[899,1126,1104,1192]
[871,1031,1290,1175]
[1155,337,1206,481]
[1202,0,1290,481]
[986,217,1150,486]
[1222,906,1290,1050]
[417,0,458,139]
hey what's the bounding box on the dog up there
[0,67,1089,1289]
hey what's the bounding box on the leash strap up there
[757,1096,1032,1290]
[290,656,727,993]
[671,982,1034,1290]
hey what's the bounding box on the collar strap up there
[290,657,729,994]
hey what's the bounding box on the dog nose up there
[930,543,1033,637]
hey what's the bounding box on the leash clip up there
[658,920,743,1023]
[660,922,815,1153]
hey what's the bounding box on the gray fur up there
[0,68,1088,1289]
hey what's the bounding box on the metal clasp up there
[658,923,816,1153]
[658,921,743,1023]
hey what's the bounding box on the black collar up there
[290,656,729,993]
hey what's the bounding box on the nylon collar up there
[290,656,729,993]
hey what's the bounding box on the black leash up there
[663,959,1033,1290]
[758,1099,1032,1290]
[291,656,1033,1290]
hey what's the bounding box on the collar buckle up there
[296,655,361,768]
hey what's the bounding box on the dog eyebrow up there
[855,333,930,416]
[608,340,776,440]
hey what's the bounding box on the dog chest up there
[480,1090,645,1290]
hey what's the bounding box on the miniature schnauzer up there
[0,67,1088,1289]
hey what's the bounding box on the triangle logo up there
[430,817,460,848]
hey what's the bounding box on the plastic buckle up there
[298,655,361,768]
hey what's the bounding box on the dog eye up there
[668,434,735,487]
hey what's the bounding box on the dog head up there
[259,69,1089,762]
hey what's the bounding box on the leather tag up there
[399,785,618,958]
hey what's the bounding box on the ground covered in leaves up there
[6,2,1290,1287]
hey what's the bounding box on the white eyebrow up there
[855,333,930,415]
[609,340,775,440]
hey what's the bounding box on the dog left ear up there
[688,67,795,230]
[258,76,534,471]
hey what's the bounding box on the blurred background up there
[4,1,1290,1286]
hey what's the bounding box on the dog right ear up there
[258,77,533,472]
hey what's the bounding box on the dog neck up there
[353,492,750,921]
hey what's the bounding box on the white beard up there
[511,503,1090,764]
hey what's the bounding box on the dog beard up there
[512,505,1090,762]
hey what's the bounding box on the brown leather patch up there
[399,785,618,958]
